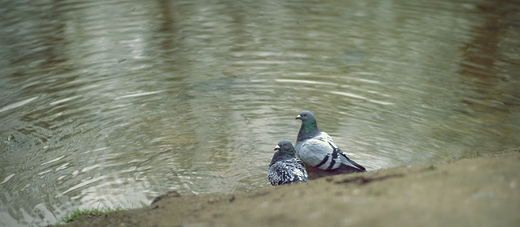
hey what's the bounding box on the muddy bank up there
[56,148,520,227]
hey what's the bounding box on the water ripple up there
[0,97,39,113]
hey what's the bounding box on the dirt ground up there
[56,148,520,227]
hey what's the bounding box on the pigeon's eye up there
[282,144,286,147]
[303,114,307,117]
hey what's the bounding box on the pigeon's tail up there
[339,153,366,172]
[326,141,366,172]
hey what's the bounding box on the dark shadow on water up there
[459,0,520,108]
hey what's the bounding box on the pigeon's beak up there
[274,145,280,151]
[295,114,301,120]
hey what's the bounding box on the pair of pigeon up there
[267,110,366,186]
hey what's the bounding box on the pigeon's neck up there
[297,120,320,142]
[270,152,292,166]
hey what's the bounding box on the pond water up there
[1,0,519,226]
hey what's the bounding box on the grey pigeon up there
[295,110,366,175]
[267,140,309,186]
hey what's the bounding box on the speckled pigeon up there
[295,110,366,175]
[267,140,309,186]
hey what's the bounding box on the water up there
[1,0,519,226]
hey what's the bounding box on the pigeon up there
[267,140,309,186]
[295,110,366,175]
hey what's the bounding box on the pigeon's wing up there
[299,132,365,172]
[267,162,288,186]
[294,159,309,182]
[298,133,339,170]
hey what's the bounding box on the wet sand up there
[56,148,520,227]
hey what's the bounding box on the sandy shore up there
[56,148,520,227]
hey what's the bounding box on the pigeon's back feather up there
[268,159,308,186]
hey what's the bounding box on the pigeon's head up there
[295,110,316,122]
[274,140,296,155]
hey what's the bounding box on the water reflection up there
[0,0,519,226]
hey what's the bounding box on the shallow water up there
[1,0,519,226]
